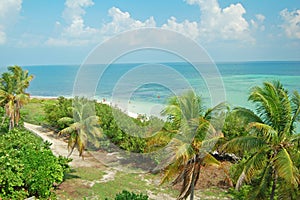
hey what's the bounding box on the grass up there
[21,98,55,125]
[56,166,231,200]
[56,166,178,199]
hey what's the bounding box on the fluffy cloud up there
[185,0,253,42]
[280,9,300,39]
[162,17,199,40]
[47,3,156,46]
[101,7,156,35]
[251,14,265,31]
[46,0,98,46]
[48,0,257,47]
[0,0,22,45]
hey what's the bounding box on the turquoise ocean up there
[16,61,300,116]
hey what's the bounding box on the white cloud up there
[251,14,265,31]
[101,7,156,35]
[280,9,300,39]
[0,0,22,45]
[162,17,199,40]
[185,0,253,42]
[46,0,98,46]
[63,0,94,23]
[256,14,265,23]
[47,3,157,46]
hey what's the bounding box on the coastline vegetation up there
[0,66,299,199]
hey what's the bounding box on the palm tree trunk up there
[270,172,277,200]
[189,174,195,200]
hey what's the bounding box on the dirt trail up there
[24,122,104,168]
[24,123,177,200]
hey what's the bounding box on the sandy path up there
[24,123,177,200]
[24,122,104,168]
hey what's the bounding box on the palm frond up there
[274,147,299,186]
[232,107,262,123]
[243,147,269,183]
[59,125,76,135]
[160,158,184,185]
[291,91,300,125]
[249,162,272,199]
[58,117,74,125]
[248,122,276,142]
[203,153,220,166]
[222,136,266,153]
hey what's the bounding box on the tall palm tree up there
[159,90,229,200]
[10,66,34,126]
[0,66,33,130]
[58,97,103,157]
[223,81,300,199]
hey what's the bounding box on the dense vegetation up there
[2,65,299,199]
[224,81,300,200]
[0,129,70,199]
[0,66,70,199]
[22,81,300,200]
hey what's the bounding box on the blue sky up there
[0,0,299,66]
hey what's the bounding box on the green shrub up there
[43,96,73,130]
[110,190,149,200]
[0,129,70,199]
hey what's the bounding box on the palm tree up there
[158,90,229,200]
[58,97,103,157]
[223,81,300,199]
[10,66,34,126]
[0,66,33,130]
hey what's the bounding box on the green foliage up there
[222,109,250,140]
[224,81,300,200]
[95,102,152,153]
[107,190,149,200]
[0,129,70,199]
[58,97,103,157]
[228,185,252,200]
[0,66,33,130]
[43,96,72,129]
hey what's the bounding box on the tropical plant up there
[158,90,229,200]
[43,96,73,129]
[0,129,69,199]
[58,97,103,157]
[113,190,149,200]
[0,66,33,130]
[223,81,300,200]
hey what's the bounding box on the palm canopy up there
[159,90,229,200]
[223,81,300,199]
[58,97,103,157]
[0,66,33,130]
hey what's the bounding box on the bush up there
[43,96,72,130]
[0,129,70,199]
[111,190,149,200]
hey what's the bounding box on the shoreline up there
[30,95,165,119]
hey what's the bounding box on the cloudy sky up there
[0,0,299,66]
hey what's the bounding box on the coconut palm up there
[58,97,103,157]
[10,66,33,126]
[159,90,229,200]
[0,66,33,130]
[223,81,300,199]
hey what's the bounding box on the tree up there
[58,97,103,157]
[0,66,33,130]
[158,90,229,200]
[223,81,300,199]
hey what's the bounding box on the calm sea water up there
[10,61,299,114]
